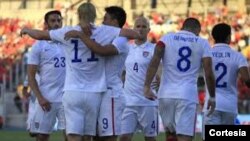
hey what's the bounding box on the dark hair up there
[212,23,231,43]
[44,10,62,23]
[105,6,126,28]
[182,17,201,35]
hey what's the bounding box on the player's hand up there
[206,97,216,116]
[80,23,93,37]
[144,86,157,100]
[37,96,51,112]
[20,27,29,37]
[64,30,82,40]
[22,87,30,98]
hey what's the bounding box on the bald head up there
[133,16,150,43]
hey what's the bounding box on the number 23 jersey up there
[158,31,211,103]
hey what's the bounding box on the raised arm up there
[20,27,51,40]
[119,28,142,39]
[144,41,165,100]
[64,30,122,56]
[202,57,216,116]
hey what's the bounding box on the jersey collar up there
[178,30,196,36]
[133,41,149,48]
[213,43,230,48]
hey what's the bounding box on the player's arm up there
[202,57,216,116]
[144,41,165,100]
[20,27,51,40]
[28,65,51,112]
[119,28,142,39]
[22,75,30,98]
[64,30,126,56]
[238,66,250,88]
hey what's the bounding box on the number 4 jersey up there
[158,31,211,103]
[204,43,248,114]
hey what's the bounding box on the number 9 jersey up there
[158,31,211,103]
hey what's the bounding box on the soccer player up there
[144,17,216,141]
[64,6,141,141]
[202,23,250,140]
[27,10,66,141]
[21,3,141,141]
[119,16,158,141]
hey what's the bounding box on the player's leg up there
[27,95,37,137]
[84,92,103,140]
[98,89,125,141]
[120,106,138,141]
[30,102,58,141]
[62,91,86,141]
[56,103,67,141]
[175,99,197,141]
[139,106,158,141]
[159,98,177,141]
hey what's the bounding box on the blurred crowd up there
[1,8,250,114]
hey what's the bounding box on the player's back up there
[209,43,247,113]
[158,31,211,103]
[49,24,121,92]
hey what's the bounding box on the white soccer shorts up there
[63,91,102,136]
[98,88,125,136]
[30,102,65,134]
[159,98,197,136]
[121,106,158,137]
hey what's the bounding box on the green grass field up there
[0,130,202,141]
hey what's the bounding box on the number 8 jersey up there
[158,31,211,103]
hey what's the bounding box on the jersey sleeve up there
[238,54,248,68]
[27,41,41,65]
[49,26,71,44]
[202,39,212,58]
[112,37,128,54]
[100,24,121,38]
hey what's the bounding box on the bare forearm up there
[120,28,141,39]
[145,60,160,87]
[26,29,50,40]
[205,74,215,98]
[28,77,42,99]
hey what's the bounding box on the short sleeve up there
[202,39,212,58]
[49,26,71,44]
[238,54,248,69]
[112,37,128,54]
[27,41,41,65]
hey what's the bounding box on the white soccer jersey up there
[28,41,66,102]
[204,43,248,114]
[49,24,121,92]
[124,41,158,106]
[158,31,211,103]
[105,37,128,94]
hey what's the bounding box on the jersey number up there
[102,118,108,129]
[54,57,65,68]
[71,39,98,63]
[215,63,227,88]
[177,46,191,72]
[133,62,138,72]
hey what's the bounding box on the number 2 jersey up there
[28,41,66,102]
[158,31,211,103]
[204,43,248,114]
[49,24,121,92]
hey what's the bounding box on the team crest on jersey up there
[143,51,149,57]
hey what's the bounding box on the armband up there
[156,41,165,48]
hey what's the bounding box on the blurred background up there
[0,0,250,135]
